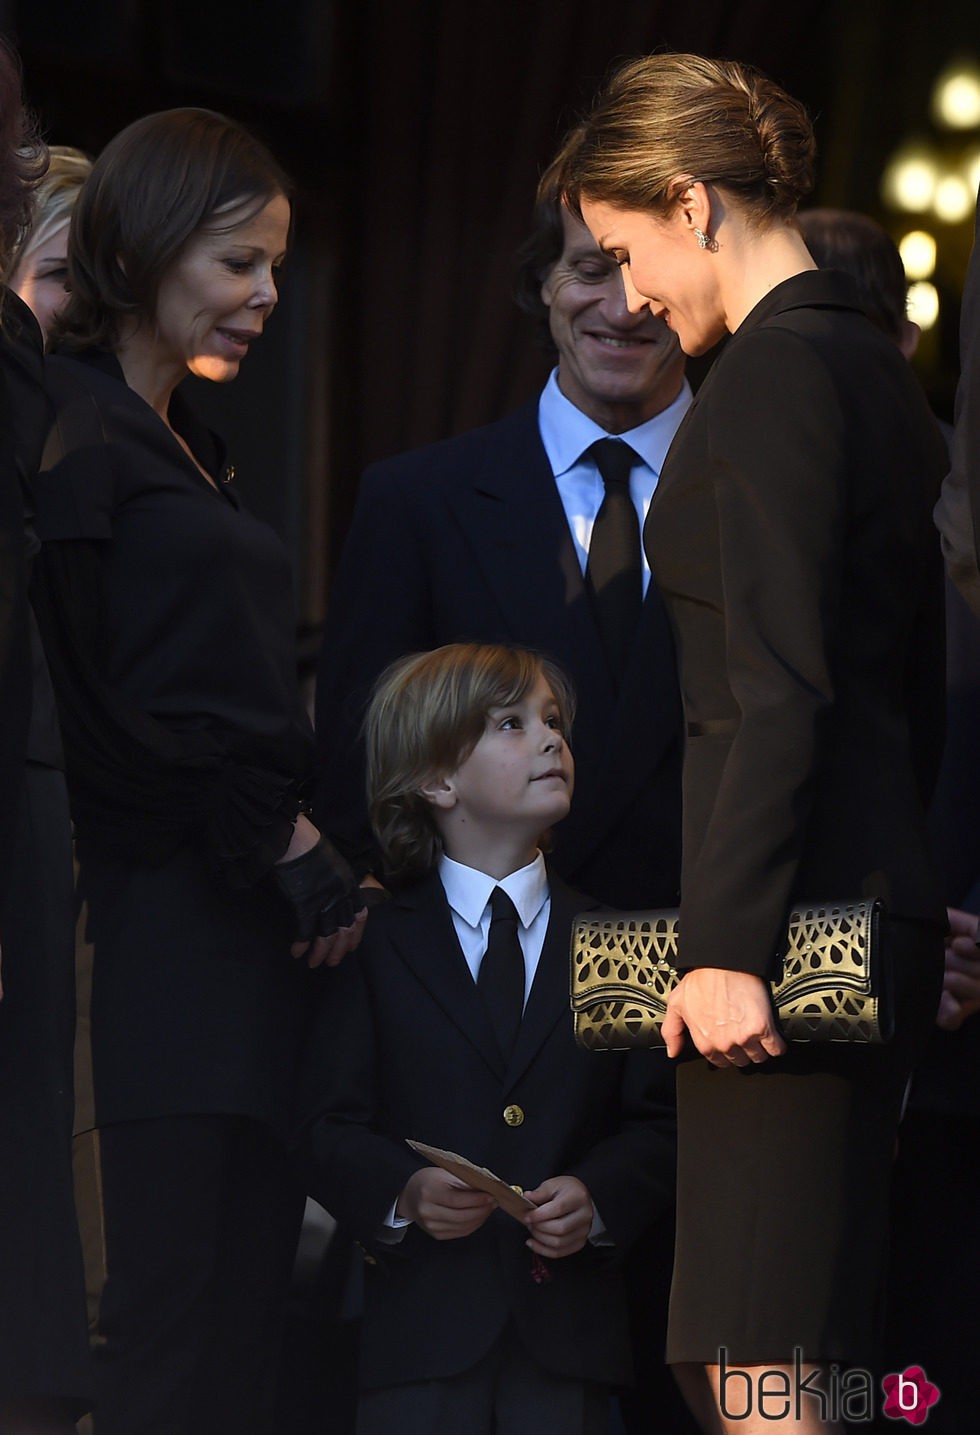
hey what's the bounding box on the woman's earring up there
[694,227,717,252]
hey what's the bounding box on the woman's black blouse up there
[32,347,313,884]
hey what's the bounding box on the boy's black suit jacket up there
[314,399,683,911]
[298,869,676,1390]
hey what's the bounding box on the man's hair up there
[366,643,575,882]
[797,208,908,344]
[513,151,568,358]
[51,107,290,352]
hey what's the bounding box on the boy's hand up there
[522,1175,593,1258]
[396,1167,495,1240]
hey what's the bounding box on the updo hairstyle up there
[558,52,816,227]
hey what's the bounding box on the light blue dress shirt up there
[537,368,693,593]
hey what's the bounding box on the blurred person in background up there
[0,39,92,1435]
[6,145,91,344]
[935,185,980,613]
[801,204,980,1435]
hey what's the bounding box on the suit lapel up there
[441,400,680,873]
[505,874,598,1087]
[387,872,506,1080]
[443,403,615,711]
[602,576,681,787]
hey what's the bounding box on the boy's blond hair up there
[365,643,575,881]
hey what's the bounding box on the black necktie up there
[585,438,642,682]
[477,887,524,1060]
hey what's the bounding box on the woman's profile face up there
[149,191,290,384]
[10,220,71,343]
[581,197,726,357]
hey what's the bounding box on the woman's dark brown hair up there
[0,39,47,317]
[52,107,290,351]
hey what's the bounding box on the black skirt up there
[666,918,944,1369]
[77,835,315,1134]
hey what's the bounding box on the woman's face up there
[9,220,71,343]
[150,192,290,384]
[580,198,726,357]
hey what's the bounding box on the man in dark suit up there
[315,161,690,911]
[313,164,695,1433]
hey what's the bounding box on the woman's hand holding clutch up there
[661,968,787,1067]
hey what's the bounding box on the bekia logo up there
[718,1349,874,1423]
[717,1350,940,1424]
[881,1366,941,1425]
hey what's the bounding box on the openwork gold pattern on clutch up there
[570,900,889,1049]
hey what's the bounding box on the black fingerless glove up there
[272,836,365,940]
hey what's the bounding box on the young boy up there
[299,643,675,1435]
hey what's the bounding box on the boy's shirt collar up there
[438,850,548,932]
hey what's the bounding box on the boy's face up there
[430,675,574,850]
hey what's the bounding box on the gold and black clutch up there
[570,899,890,1050]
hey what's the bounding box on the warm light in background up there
[879,55,980,362]
[933,172,974,222]
[881,144,939,212]
[899,230,938,279]
[907,281,940,330]
[932,59,980,130]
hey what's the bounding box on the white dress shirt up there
[439,851,549,1010]
[537,367,693,593]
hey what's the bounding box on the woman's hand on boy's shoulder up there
[396,1166,496,1240]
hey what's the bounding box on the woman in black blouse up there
[33,108,365,1435]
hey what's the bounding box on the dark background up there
[5,0,979,625]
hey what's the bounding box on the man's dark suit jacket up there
[314,399,683,910]
[645,269,949,977]
[298,870,676,1391]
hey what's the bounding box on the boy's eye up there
[498,716,521,730]
[545,714,564,731]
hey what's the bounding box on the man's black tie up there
[477,887,524,1061]
[585,438,642,682]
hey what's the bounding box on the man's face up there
[540,206,685,433]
